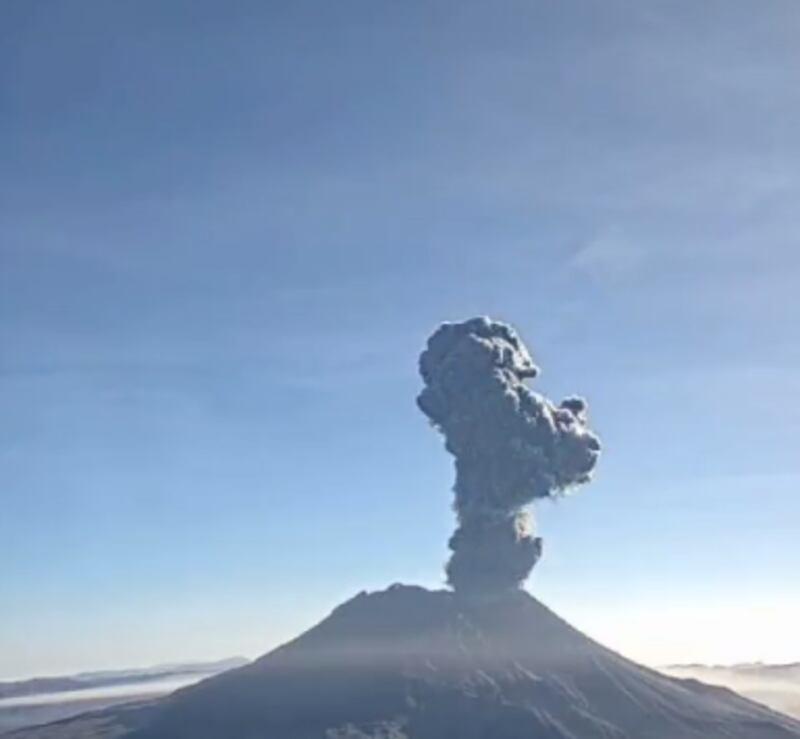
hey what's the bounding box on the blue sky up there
[2,1,799,679]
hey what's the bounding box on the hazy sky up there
[3,1,800,679]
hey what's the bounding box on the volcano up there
[10,585,800,739]
[10,320,797,738]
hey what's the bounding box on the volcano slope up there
[9,585,800,739]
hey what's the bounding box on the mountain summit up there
[12,585,799,739]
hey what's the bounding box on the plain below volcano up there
[7,585,800,739]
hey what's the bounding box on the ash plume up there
[417,317,601,594]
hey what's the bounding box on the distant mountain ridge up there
[661,662,800,720]
[666,663,800,679]
[0,659,248,701]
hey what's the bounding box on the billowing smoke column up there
[417,317,601,594]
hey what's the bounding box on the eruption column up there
[417,317,601,594]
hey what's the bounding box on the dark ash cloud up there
[417,317,600,594]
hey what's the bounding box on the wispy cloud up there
[569,230,644,283]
